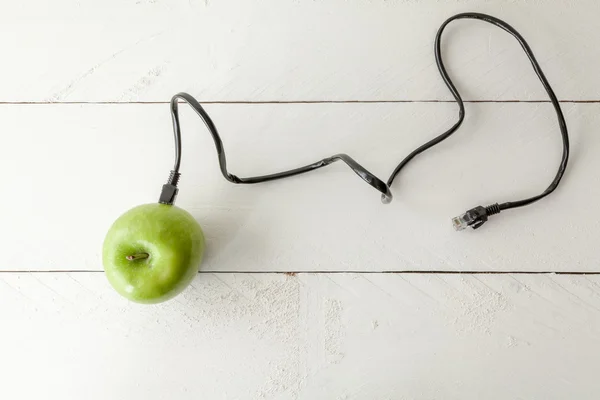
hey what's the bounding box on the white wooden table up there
[2,1,600,399]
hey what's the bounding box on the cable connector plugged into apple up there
[158,170,180,205]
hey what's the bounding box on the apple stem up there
[126,253,149,261]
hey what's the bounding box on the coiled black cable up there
[159,12,569,230]
[387,12,570,213]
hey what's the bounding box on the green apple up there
[102,203,205,304]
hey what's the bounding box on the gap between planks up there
[0,100,600,105]
[2,270,600,274]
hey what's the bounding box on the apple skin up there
[102,203,205,304]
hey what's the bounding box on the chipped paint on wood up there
[1,273,600,398]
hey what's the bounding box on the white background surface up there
[2,1,599,399]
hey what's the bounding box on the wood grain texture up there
[1,272,599,399]
[1,0,597,102]
[0,103,593,272]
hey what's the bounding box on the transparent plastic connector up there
[452,213,474,231]
[452,206,490,231]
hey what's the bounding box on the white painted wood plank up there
[1,272,599,399]
[0,103,592,272]
[1,0,597,102]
